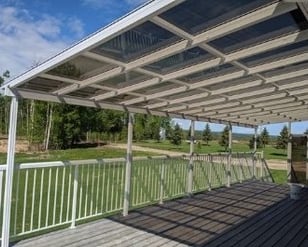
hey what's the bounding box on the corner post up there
[287,122,292,182]
[123,113,133,216]
[187,120,195,196]
[253,126,258,179]
[2,97,18,247]
[227,123,232,187]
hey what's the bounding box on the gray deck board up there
[13,180,308,247]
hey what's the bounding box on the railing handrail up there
[0,152,264,171]
[0,154,188,170]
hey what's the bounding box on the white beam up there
[2,97,18,247]
[15,89,255,127]
[192,2,296,44]
[122,52,308,106]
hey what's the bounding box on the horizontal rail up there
[0,152,262,171]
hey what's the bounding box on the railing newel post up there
[209,154,212,191]
[159,159,165,204]
[70,164,79,229]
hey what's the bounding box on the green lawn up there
[0,147,157,164]
[136,140,287,160]
[270,169,287,184]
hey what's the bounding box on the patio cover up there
[1,0,308,128]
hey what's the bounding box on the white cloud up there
[0,6,85,78]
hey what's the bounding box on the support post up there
[287,122,292,182]
[187,120,194,196]
[2,97,18,247]
[253,126,258,179]
[70,165,79,228]
[123,113,133,216]
[227,124,232,187]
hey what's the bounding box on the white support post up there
[123,113,133,216]
[253,126,258,179]
[70,165,79,228]
[287,122,292,182]
[2,97,18,247]
[187,120,194,196]
[227,124,232,187]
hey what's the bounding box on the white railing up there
[0,152,272,241]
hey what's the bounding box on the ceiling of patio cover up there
[2,0,308,128]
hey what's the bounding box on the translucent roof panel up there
[135,81,179,95]
[143,47,213,74]
[239,39,308,67]
[91,21,182,62]
[205,76,259,91]
[18,77,71,93]
[68,87,107,98]
[4,0,308,127]
[209,9,308,54]
[180,63,238,83]
[97,71,151,89]
[159,0,276,35]
[47,55,117,81]
[261,60,308,78]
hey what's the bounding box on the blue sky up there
[1,0,307,136]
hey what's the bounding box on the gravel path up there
[108,143,287,170]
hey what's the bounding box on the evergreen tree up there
[304,129,308,135]
[276,125,289,149]
[170,123,183,145]
[248,136,261,149]
[219,126,229,151]
[202,123,212,145]
[187,126,191,140]
[260,127,270,148]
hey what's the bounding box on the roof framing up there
[2,0,308,128]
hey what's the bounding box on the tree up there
[219,126,229,151]
[202,123,212,145]
[170,123,182,145]
[276,125,289,149]
[248,136,261,149]
[0,71,11,135]
[187,126,191,140]
[260,127,270,148]
[304,129,308,135]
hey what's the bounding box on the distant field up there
[136,140,287,160]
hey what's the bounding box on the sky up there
[1,0,308,136]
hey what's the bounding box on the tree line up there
[1,70,305,151]
[0,71,174,150]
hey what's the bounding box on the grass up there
[136,140,287,160]
[270,169,287,184]
[0,147,157,164]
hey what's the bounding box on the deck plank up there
[14,180,308,247]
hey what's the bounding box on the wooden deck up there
[12,180,308,247]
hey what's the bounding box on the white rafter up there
[2,0,308,127]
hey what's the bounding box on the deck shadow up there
[109,180,308,246]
